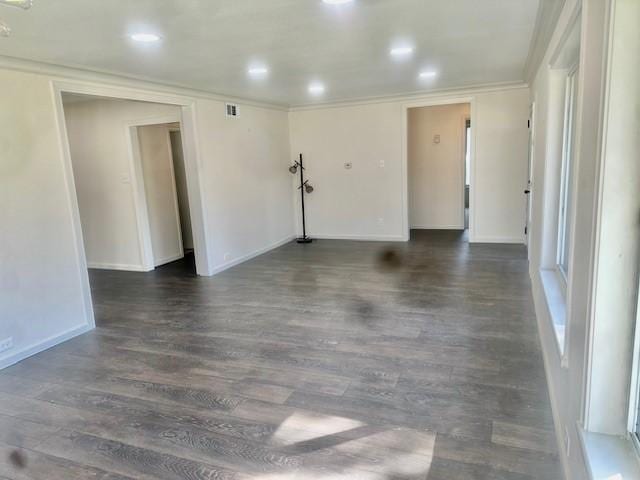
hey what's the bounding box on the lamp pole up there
[297,153,312,243]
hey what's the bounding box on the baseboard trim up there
[471,236,525,244]
[87,262,150,272]
[154,252,185,267]
[209,234,296,275]
[309,234,406,242]
[0,323,93,370]
[410,225,465,230]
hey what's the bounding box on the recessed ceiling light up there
[0,0,32,10]
[308,83,326,95]
[322,0,353,4]
[419,70,438,79]
[390,45,414,57]
[130,32,161,43]
[248,66,269,77]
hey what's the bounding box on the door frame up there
[402,96,476,241]
[126,115,184,270]
[52,80,212,283]
[526,101,536,258]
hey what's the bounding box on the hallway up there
[0,231,560,479]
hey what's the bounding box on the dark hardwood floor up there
[1,230,561,479]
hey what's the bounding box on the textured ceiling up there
[0,0,540,105]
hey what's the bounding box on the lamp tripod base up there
[296,237,313,244]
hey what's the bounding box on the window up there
[556,65,579,282]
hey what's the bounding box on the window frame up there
[628,271,640,452]
[556,63,579,289]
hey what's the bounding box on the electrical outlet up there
[379,160,385,168]
[224,253,231,261]
[0,337,13,354]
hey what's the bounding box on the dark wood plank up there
[1,231,561,478]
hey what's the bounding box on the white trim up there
[402,96,476,244]
[472,236,526,244]
[0,56,530,112]
[49,82,96,331]
[526,101,536,257]
[127,117,185,268]
[0,324,93,370]
[164,127,185,261]
[530,272,571,479]
[0,55,288,111]
[125,125,156,271]
[290,82,528,111]
[461,114,470,230]
[210,235,296,275]
[578,427,640,480]
[310,234,406,242]
[87,262,151,272]
[410,225,464,230]
[154,252,185,268]
[127,114,182,127]
[628,267,640,433]
[53,79,213,277]
[539,269,568,358]
[179,103,212,276]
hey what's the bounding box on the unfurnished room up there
[0,1,639,479]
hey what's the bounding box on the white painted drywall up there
[289,87,529,243]
[473,90,530,242]
[63,98,181,270]
[527,0,622,478]
[408,103,469,229]
[588,0,640,437]
[288,102,405,240]
[137,124,183,266]
[0,65,295,369]
[170,130,194,251]
[0,69,93,369]
[194,101,294,271]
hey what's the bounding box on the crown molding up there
[0,55,290,111]
[524,0,568,83]
[0,55,530,113]
[288,81,529,112]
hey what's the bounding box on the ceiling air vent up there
[226,103,239,118]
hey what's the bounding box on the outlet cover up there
[0,337,13,354]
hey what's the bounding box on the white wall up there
[408,103,469,229]
[63,98,181,270]
[527,0,620,478]
[195,100,294,272]
[289,86,529,243]
[289,102,405,240]
[473,89,530,242]
[0,64,295,369]
[0,69,93,369]
[138,123,183,266]
[170,130,194,251]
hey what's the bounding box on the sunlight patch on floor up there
[270,411,364,446]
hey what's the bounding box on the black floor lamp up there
[289,153,314,243]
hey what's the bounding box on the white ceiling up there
[0,0,540,106]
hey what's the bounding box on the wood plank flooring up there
[0,230,561,479]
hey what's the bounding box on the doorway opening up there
[59,92,203,278]
[407,101,472,240]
